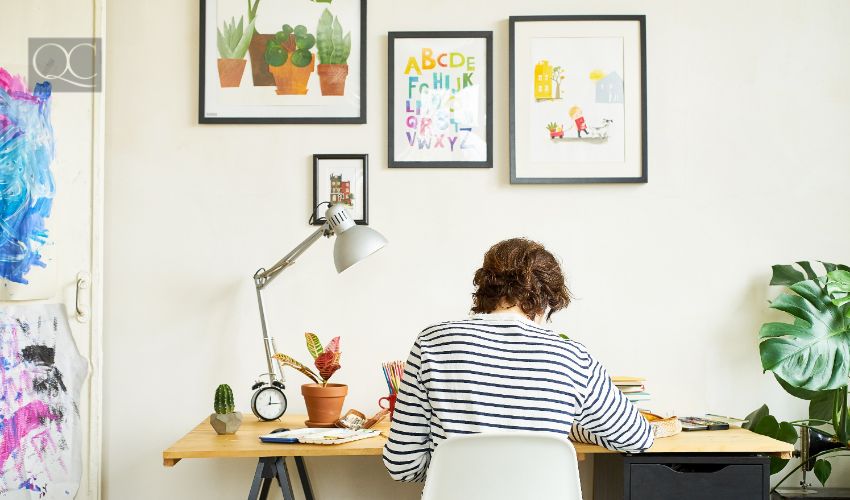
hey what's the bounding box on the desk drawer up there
[630,463,764,500]
[594,455,770,500]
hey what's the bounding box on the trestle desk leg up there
[248,457,295,500]
[275,457,295,500]
[294,456,315,500]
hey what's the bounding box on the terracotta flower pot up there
[248,33,275,86]
[302,383,348,427]
[269,54,315,95]
[317,64,349,96]
[217,59,247,88]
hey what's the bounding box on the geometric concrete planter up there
[210,411,243,435]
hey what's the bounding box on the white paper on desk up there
[298,429,380,445]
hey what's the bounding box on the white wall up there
[103,1,850,499]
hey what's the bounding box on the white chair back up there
[421,432,583,500]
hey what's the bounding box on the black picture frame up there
[312,154,369,225]
[509,15,647,184]
[388,31,493,168]
[199,0,367,124]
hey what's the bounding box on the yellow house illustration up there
[534,60,553,100]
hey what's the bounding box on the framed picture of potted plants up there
[312,154,368,225]
[509,16,647,183]
[388,31,493,168]
[199,0,366,124]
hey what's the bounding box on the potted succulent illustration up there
[546,122,564,139]
[209,384,243,435]
[216,16,255,88]
[245,0,275,87]
[264,24,316,95]
[273,333,346,427]
[315,9,352,96]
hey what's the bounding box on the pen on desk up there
[705,413,748,423]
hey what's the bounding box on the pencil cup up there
[378,394,397,420]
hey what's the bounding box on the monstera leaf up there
[827,270,850,313]
[759,275,850,392]
[745,404,798,474]
[814,459,832,486]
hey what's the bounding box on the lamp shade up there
[325,204,388,273]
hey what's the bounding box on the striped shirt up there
[382,312,654,482]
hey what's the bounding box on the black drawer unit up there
[594,454,770,500]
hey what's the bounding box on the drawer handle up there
[658,464,731,474]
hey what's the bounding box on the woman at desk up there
[383,238,654,482]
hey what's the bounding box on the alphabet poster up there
[389,32,492,168]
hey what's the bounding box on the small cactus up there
[214,384,235,414]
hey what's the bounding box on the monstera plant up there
[748,262,850,489]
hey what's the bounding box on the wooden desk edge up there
[161,416,794,467]
[162,446,792,466]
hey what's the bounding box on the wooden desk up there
[163,414,388,466]
[163,414,794,500]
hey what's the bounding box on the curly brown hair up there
[471,238,571,321]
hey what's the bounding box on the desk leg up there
[294,457,315,500]
[248,460,266,500]
[274,458,295,500]
[248,457,294,500]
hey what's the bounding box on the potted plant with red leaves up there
[273,333,345,427]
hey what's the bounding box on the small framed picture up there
[312,154,368,225]
[199,0,366,124]
[388,31,493,168]
[509,15,647,183]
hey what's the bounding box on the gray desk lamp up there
[249,203,387,420]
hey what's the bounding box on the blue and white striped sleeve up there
[569,357,654,452]
[382,340,432,482]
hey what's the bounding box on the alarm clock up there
[250,382,287,421]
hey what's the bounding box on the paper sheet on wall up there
[0,304,88,498]
[0,68,59,301]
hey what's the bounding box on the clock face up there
[251,386,287,421]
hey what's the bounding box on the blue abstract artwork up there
[0,68,55,285]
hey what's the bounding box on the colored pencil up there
[381,360,405,395]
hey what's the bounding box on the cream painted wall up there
[104,1,850,499]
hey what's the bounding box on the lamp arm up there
[254,224,330,289]
[253,223,330,384]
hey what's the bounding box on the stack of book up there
[612,376,650,405]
